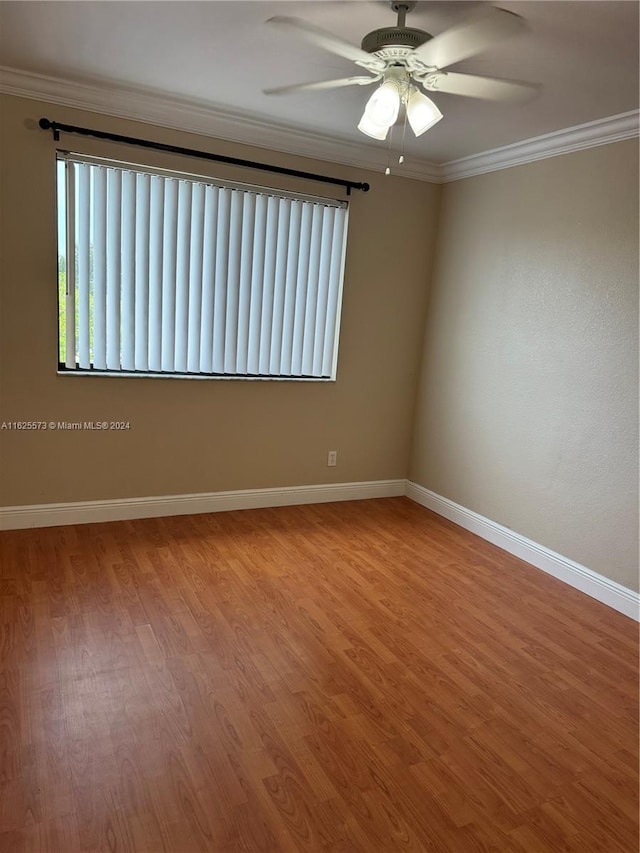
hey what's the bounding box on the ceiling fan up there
[264,2,534,142]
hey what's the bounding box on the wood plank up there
[0,497,637,851]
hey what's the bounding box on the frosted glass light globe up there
[406,89,443,137]
[364,81,401,127]
[357,112,389,140]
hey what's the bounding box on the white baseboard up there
[0,479,405,531]
[2,477,636,621]
[406,481,639,622]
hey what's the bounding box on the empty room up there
[0,1,638,851]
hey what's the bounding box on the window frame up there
[56,151,350,382]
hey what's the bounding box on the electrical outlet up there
[327,450,337,467]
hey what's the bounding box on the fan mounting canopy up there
[361,26,432,57]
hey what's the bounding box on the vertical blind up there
[57,154,349,379]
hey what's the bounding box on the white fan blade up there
[266,16,384,69]
[264,76,379,96]
[410,7,527,71]
[421,71,537,101]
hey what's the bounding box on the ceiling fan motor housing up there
[361,26,432,56]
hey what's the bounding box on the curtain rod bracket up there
[39,117,370,195]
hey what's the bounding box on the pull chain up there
[398,100,409,166]
[385,124,394,175]
[384,93,410,176]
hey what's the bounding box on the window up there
[56,154,349,379]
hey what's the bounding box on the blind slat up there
[301,206,324,376]
[212,187,231,373]
[64,163,76,369]
[259,196,279,374]
[161,179,178,371]
[199,185,218,373]
[290,204,313,376]
[187,183,205,373]
[134,173,151,371]
[148,176,164,371]
[279,200,302,376]
[323,208,348,377]
[236,193,255,374]
[106,169,122,370]
[174,181,192,374]
[247,194,268,374]
[312,208,335,376]
[224,190,244,374]
[76,163,91,369]
[92,167,107,369]
[269,198,291,374]
[121,170,136,371]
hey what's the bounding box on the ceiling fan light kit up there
[265,2,532,171]
[357,72,442,141]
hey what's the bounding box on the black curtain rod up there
[39,118,369,196]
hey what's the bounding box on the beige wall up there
[2,93,637,592]
[409,140,639,591]
[0,94,441,505]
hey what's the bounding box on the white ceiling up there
[0,1,638,168]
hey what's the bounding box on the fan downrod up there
[391,2,416,29]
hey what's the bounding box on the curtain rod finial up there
[39,118,59,140]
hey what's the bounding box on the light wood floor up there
[0,497,637,852]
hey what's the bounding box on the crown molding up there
[0,66,443,183]
[440,109,640,181]
[1,66,637,185]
